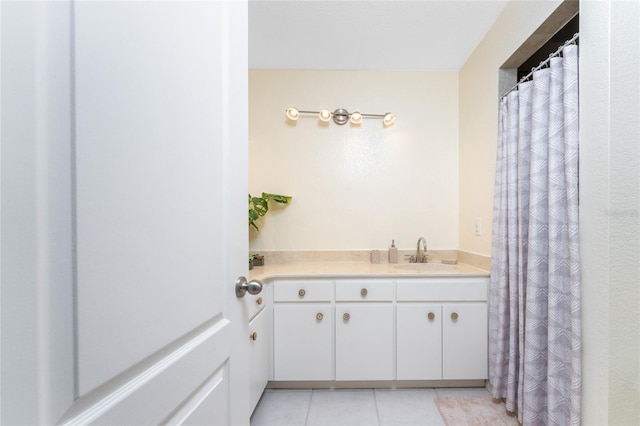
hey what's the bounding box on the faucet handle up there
[405,254,417,263]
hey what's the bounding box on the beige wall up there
[249,70,459,252]
[459,0,640,423]
[581,1,640,424]
[250,2,640,423]
[458,0,563,256]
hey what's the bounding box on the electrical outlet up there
[474,217,482,236]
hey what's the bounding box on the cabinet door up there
[335,304,394,381]
[273,304,333,381]
[397,304,442,380]
[442,303,488,379]
[249,308,270,413]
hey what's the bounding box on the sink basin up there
[393,263,458,271]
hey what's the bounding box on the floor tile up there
[375,389,445,426]
[434,387,490,398]
[306,389,379,426]
[250,390,312,426]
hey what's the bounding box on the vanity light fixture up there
[285,107,395,127]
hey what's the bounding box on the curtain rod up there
[502,32,579,99]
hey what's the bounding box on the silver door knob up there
[451,312,459,321]
[428,312,435,320]
[235,276,263,298]
[343,313,351,321]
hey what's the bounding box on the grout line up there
[373,389,382,426]
[303,390,313,425]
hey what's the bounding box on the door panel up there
[74,1,227,394]
[81,321,231,425]
[66,1,249,423]
[2,1,247,423]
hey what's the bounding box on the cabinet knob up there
[298,289,306,297]
[451,312,459,321]
[428,312,435,320]
[250,332,258,341]
[316,313,324,321]
[256,297,263,305]
[343,313,351,321]
[360,288,368,297]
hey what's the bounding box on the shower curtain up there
[489,44,581,425]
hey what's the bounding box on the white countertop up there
[249,261,489,281]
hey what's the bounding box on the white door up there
[397,303,442,380]
[335,304,394,381]
[0,1,250,424]
[442,303,488,380]
[273,304,333,381]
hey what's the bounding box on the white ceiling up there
[249,0,509,70]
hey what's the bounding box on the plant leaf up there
[262,192,292,204]
[248,192,292,232]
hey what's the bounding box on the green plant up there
[249,192,292,231]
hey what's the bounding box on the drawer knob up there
[360,288,368,297]
[428,312,435,320]
[250,332,258,341]
[343,313,351,321]
[451,312,459,321]
[256,297,263,305]
[316,313,324,321]
[298,289,306,297]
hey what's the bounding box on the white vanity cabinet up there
[441,303,488,379]
[396,303,442,380]
[335,280,395,381]
[273,280,333,381]
[396,278,489,381]
[249,307,270,411]
[269,275,488,384]
[247,288,271,413]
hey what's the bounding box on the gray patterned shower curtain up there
[489,44,581,425]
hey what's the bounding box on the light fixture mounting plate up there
[333,108,349,125]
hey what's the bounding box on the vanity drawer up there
[397,278,488,302]
[273,280,333,302]
[243,289,268,321]
[335,280,395,302]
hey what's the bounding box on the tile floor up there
[250,387,489,426]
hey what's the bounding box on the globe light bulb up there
[350,112,363,124]
[286,107,300,121]
[319,109,332,122]
[383,112,396,126]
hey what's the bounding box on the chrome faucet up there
[414,237,428,263]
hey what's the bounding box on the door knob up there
[235,276,263,298]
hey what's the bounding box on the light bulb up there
[350,112,363,124]
[319,109,332,122]
[383,112,396,126]
[286,107,300,121]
